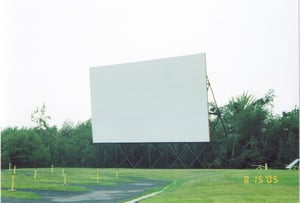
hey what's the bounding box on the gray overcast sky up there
[0,0,298,128]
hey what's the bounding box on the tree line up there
[1,91,298,169]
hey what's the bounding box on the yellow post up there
[34,168,37,179]
[10,173,16,191]
[62,168,65,177]
[265,163,268,170]
[51,164,54,173]
[13,165,16,174]
[63,172,67,185]
[115,170,119,179]
[9,163,11,171]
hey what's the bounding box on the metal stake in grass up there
[9,163,11,171]
[34,168,37,179]
[96,169,100,183]
[13,165,16,174]
[115,170,119,179]
[63,172,67,186]
[51,164,54,173]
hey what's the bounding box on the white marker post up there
[34,168,37,179]
[63,172,67,186]
[96,169,100,183]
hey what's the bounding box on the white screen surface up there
[90,54,210,143]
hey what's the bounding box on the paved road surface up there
[2,179,165,203]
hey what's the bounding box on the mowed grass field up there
[1,167,299,202]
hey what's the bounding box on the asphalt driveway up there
[1,179,165,203]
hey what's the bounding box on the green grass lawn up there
[1,167,299,202]
[134,169,299,203]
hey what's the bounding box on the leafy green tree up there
[213,91,275,168]
[1,128,51,168]
[1,92,298,169]
[75,120,96,167]
[276,108,299,165]
[31,102,51,130]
